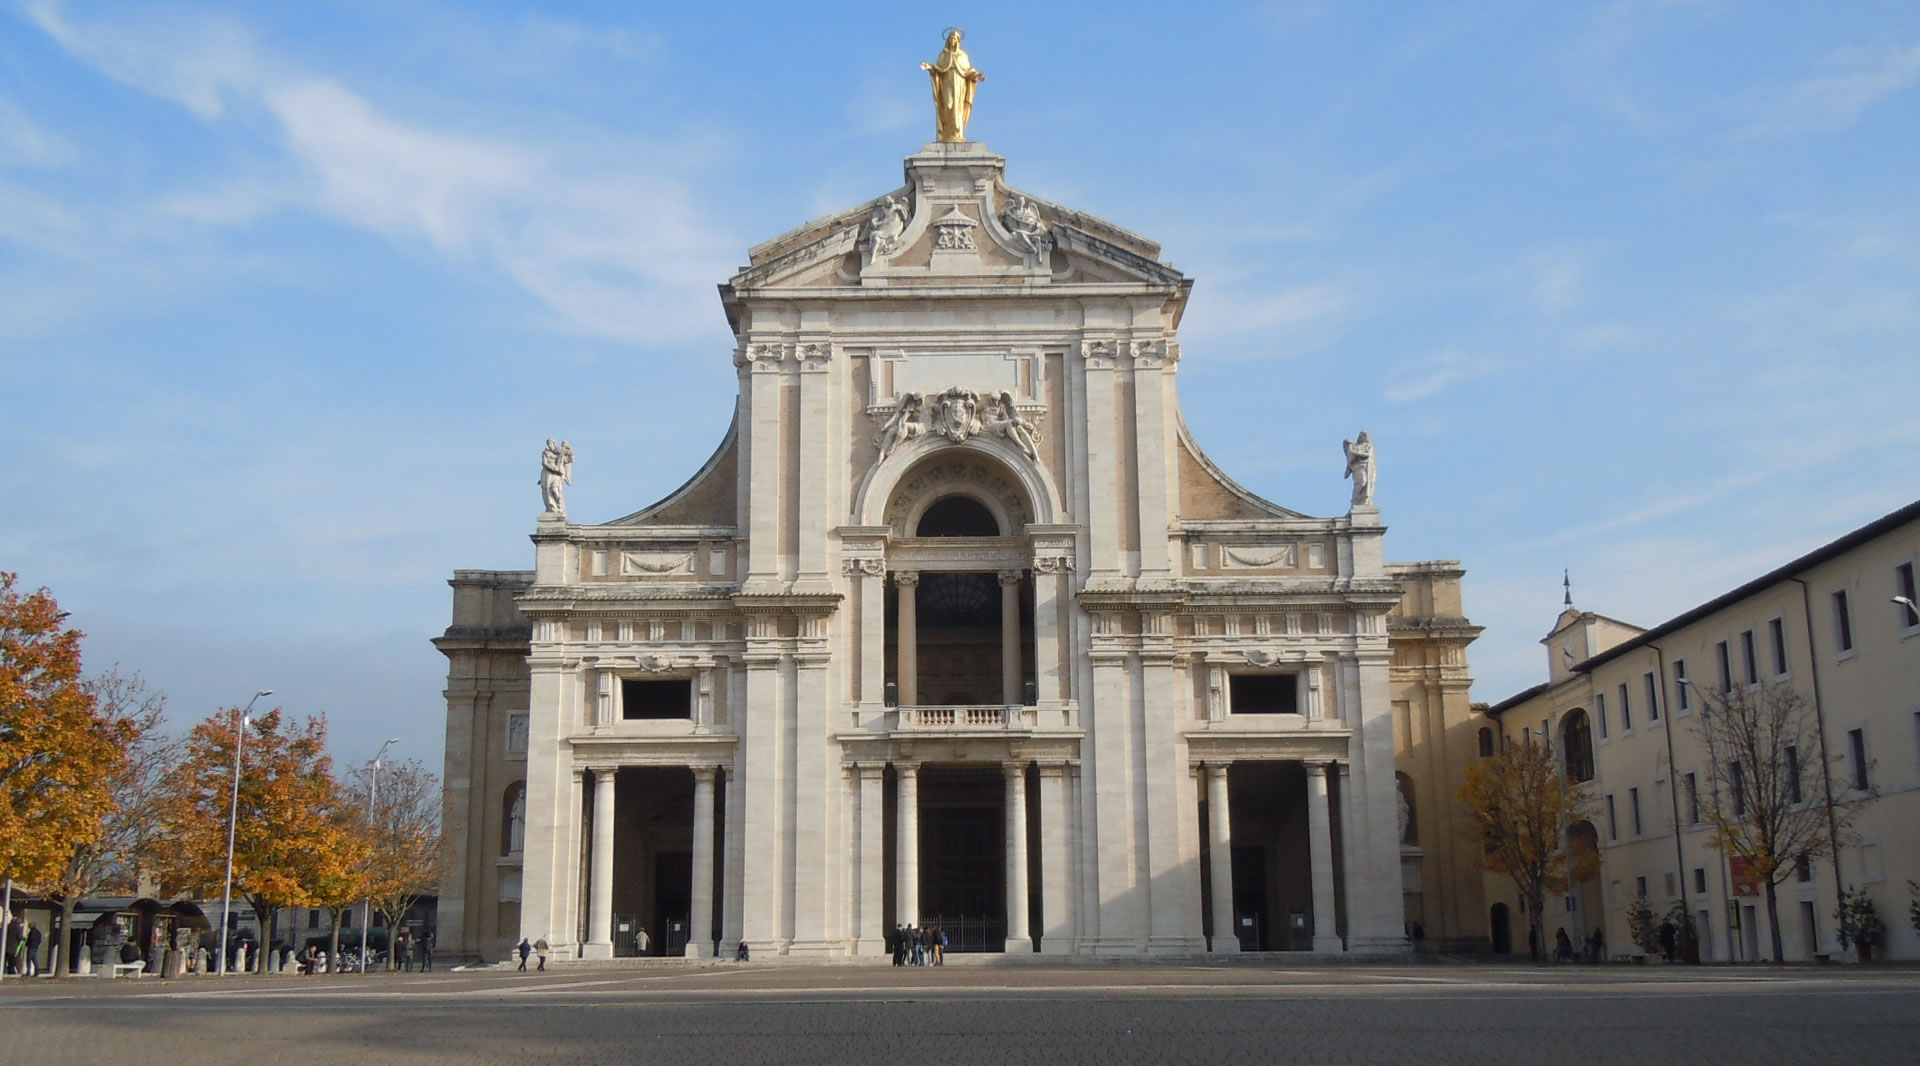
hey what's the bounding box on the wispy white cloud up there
[0,92,73,169]
[26,0,738,345]
[1384,349,1501,403]
[1747,42,1920,136]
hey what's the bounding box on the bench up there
[110,962,147,978]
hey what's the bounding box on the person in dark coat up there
[1658,919,1677,962]
[25,924,42,976]
[516,938,531,971]
[884,925,900,966]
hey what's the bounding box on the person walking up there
[534,936,549,971]
[1658,918,1677,963]
[421,930,434,972]
[397,932,414,972]
[516,938,531,971]
[25,923,42,976]
[935,927,946,966]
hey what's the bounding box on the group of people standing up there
[886,924,946,966]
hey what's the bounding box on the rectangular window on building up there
[1785,745,1802,804]
[1619,684,1633,729]
[1229,673,1299,714]
[1732,761,1746,816]
[307,911,319,929]
[1630,787,1642,835]
[1899,564,1919,628]
[1741,630,1758,684]
[1694,867,1707,894]
[1684,773,1699,825]
[1769,618,1788,676]
[1606,794,1618,841]
[1849,729,1869,790]
[1796,854,1812,883]
[1597,693,1608,739]
[1716,641,1733,692]
[1833,589,1854,651]
[1673,659,1690,712]
[1636,875,1648,898]
[342,911,352,928]
[621,678,693,720]
[1645,672,1660,723]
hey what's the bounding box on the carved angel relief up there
[1000,193,1051,257]
[872,388,1042,462]
[865,194,909,257]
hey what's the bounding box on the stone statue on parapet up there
[1343,431,1376,507]
[540,438,574,517]
[921,28,985,142]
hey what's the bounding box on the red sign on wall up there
[1728,857,1762,897]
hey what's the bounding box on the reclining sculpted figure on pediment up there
[873,391,927,459]
[864,194,910,257]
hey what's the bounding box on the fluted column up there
[896,762,920,925]
[689,765,717,958]
[1206,764,1238,952]
[1004,762,1031,951]
[1307,762,1342,952]
[585,767,617,959]
[999,569,1024,706]
[895,571,919,706]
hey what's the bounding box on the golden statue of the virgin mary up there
[920,28,985,142]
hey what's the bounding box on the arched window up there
[503,783,526,856]
[1478,727,1494,758]
[1560,710,1595,783]
[916,495,1000,537]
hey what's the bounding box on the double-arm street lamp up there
[217,690,273,976]
[360,737,400,973]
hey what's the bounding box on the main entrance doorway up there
[911,766,1006,952]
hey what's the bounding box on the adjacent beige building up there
[435,141,1487,962]
[1482,499,1920,961]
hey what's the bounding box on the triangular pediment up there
[721,144,1189,298]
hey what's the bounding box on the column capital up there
[893,760,920,776]
[1002,760,1029,780]
[1308,761,1331,779]
[893,570,920,588]
[997,568,1025,586]
[692,764,719,784]
[1206,762,1232,780]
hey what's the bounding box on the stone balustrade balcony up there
[895,704,1035,730]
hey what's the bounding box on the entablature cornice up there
[567,733,738,767]
[1184,731,1351,764]
[728,591,843,615]
[569,525,737,541]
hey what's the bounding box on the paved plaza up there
[4,962,1918,1065]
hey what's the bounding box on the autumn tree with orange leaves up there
[1460,739,1597,961]
[348,758,443,969]
[37,668,169,976]
[153,708,361,973]
[1,574,134,895]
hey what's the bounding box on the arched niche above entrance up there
[854,434,1060,534]
[881,451,1035,539]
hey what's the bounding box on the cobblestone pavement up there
[4,963,1918,1065]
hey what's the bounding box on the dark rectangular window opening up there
[1731,761,1746,817]
[1833,590,1854,651]
[1645,672,1660,723]
[1769,618,1788,675]
[1849,729,1869,790]
[1619,683,1632,730]
[1899,564,1919,628]
[622,678,693,720]
[1716,642,1733,692]
[1673,660,1689,711]
[1785,745,1802,804]
[1229,673,1298,715]
[1741,630,1758,684]
[1694,867,1707,894]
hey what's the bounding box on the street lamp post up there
[361,738,400,973]
[217,690,272,976]
[1894,595,1919,628]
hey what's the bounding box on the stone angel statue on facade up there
[873,392,927,460]
[921,28,985,142]
[1342,431,1376,507]
[866,193,909,256]
[990,390,1040,461]
[540,438,574,517]
[1000,193,1048,257]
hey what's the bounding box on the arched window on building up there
[916,495,1000,537]
[1560,710,1595,783]
[1478,727,1495,758]
[503,782,526,856]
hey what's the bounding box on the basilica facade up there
[435,141,1484,961]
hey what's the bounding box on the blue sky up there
[3,1,1916,769]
